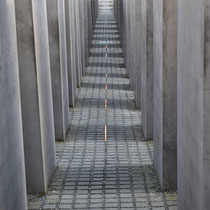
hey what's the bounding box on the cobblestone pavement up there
[28,1,177,209]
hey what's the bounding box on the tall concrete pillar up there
[80,0,87,75]
[74,0,83,87]
[178,0,210,209]
[125,0,130,77]
[65,0,77,107]
[69,0,80,88]
[87,0,93,56]
[69,0,77,91]
[128,0,136,92]
[153,0,177,190]
[78,0,86,76]
[47,0,69,141]
[141,0,153,139]
[15,0,56,194]
[122,0,127,64]
[83,0,88,73]
[134,0,141,109]
[0,1,27,209]
[129,0,137,91]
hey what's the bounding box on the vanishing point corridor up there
[28,2,177,209]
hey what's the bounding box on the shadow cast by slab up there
[90,52,123,57]
[67,124,142,142]
[81,82,130,91]
[85,72,127,78]
[88,62,125,68]
[47,165,162,199]
[75,98,136,109]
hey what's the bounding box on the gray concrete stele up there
[140,0,153,140]
[47,0,69,141]
[153,0,177,190]
[0,0,27,209]
[15,0,56,194]
[178,0,210,209]
[65,0,77,107]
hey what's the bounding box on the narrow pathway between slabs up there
[28,1,177,209]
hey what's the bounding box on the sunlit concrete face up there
[140,0,153,140]
[153,0,177,190]
[47,0,69,141]
[15,0,56,194]
[178,0,210,209]
[0,0,27,209]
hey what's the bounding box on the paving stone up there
[27,1,177,209]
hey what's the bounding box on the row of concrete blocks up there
[0,0,98,209]
[113,0,210,209]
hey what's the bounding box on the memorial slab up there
[141,0,153,139]
[47,0,69,141]
[178,0,210,209]
[153,0,177,190]
[0,1,27,209]
[15,0,56,194]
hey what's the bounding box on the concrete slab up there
[125,0,130,77]
[122,0,127,64]
[87,0,93,57]
[47,0,69,141]
[177,0,210,209]
[0,1,27,209]
[15,0,56,194]
[78,0,86,76]
[135,0,141,109]
[129,0,137,92]
[140,0,153,139]
[113,0,141,108]
[83,0,88,70]
[153,0,177,190]
[65,0,77,107]
[74,0,82,87]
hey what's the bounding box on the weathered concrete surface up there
[153,0,177,190]
[47,0,69,141]
[0,1,27,209]
[177,0,210,209]
[141,0,153,139]
[65,0,77,107]
[15,0,56,194]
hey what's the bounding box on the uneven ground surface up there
[28,1,177,209]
